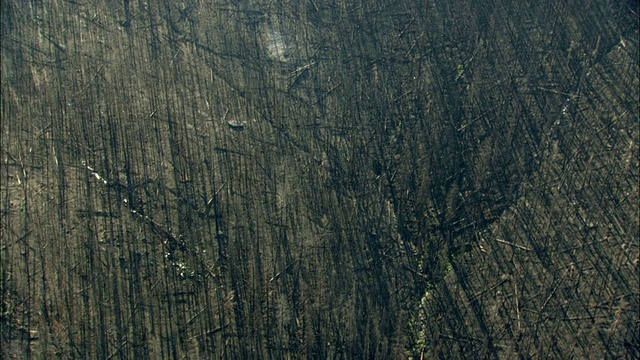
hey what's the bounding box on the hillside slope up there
[2,0,638,358]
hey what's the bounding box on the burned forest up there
[1,0,638,358]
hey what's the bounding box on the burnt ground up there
[1,0,638,358]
